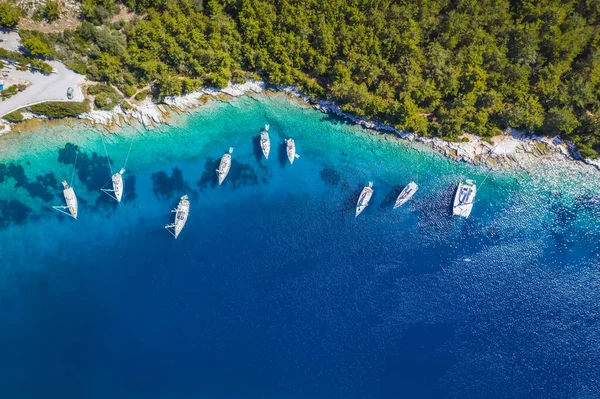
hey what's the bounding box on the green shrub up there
[575,143,598,159]
[0,3,20,28]
[231,70,248,84]
[87,84,123,110]
[22,37,52,58]
[42,0,60,22]
[94,92,115,109]
[134,89,150,101]
[121,100,133,111]
[1,85,19,96]
[29,59,53,74]
[3,110,24,122]
[123,85,137,98]
[29,101,90,118]
[66,60,87,75]
[0,49,31,66]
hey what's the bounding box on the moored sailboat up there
[102,168,125,202]
[165,194,190,239]
[453,179,476,218]
[285,138,300,164]
[101,138,133,203]
[394,182,418,209]
[355,181,374,217]
[260,124,270,160]
[216,147,233,185]
[53,181,78,219]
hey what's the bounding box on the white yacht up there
[102,168,125,202]
[355,182,374,217]
[53,181,78,219]
[394,182,418,209]
[285,138,300,164]
[165,194,190,239]
[260,124,270,159]
[453,179,477,218]
[216,147,233,185]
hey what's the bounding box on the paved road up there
[0,30,21,52]
[0,31,85,118]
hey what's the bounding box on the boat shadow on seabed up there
[379,185,404,209]
[278,141,290,167]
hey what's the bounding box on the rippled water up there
[0,93,599,398]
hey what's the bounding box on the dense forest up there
[2,0,600,156]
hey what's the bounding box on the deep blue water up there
[1,94,600,398]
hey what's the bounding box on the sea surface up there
[0,93,599,399]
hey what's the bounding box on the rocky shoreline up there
[1,79,597,172]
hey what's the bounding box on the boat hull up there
[453,182,476,218]
[286,139,296,164]
[112,170,124,202]
[217,154,232,185]
[260,131,270,160]
[63,186,78,219]
[394,182,418,209]
[167,195,190,239]
[355,186,374,217]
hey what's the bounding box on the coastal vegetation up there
[40,0,61,23]
[134,89,150,102]
[2,110,24,122]
[3,0,600,157]
[1,83,28,102]
[86,83,123,110]
[28,101,90,118]
[0,48,53,74]
[0,3,20,28]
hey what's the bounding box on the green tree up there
[43,0,60,22]
[0,3,21,28]
[541,107,581,136]
[22,37,52,58]
[29,0,600,156]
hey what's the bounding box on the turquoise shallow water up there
[1,93,600,398]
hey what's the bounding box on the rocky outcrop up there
[278,85,584,171]
[77,81,266,129]
[0,122,10,136]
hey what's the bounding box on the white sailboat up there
[453,179,477,218]
[394,182,418,209]
[53,181,78,219]
[260,124,270,160]
[165,194,190,239]
[355,182,374,217]
[53,148,79,219]
[101,168,125,202]
[216,147,233,185]
[285,138,300,164]
[101,138,133,203]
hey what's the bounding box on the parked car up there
[67,87,74,99]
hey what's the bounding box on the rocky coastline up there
[1,79,597,172]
